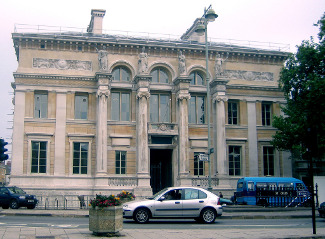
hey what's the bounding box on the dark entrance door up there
[150,149,172,194]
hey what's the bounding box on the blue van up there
[234,177,310,207]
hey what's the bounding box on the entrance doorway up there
[150,149,173,194]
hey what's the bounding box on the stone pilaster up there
[95,73,111,175]
[134,75,152,192]
[174,77,191,186]
[211,78,229,180]
[54,91,67,176]
[247,100,258,176]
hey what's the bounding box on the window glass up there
[151,68,169,83]
[112,66,131,81]
[34,92,48,118]
[247,182,254,191]
[228,101,238,125]
[150,94,170,123]
[189,71,204,85]
[111,92,130,121]
[116,151,126,174]
[262,102,272,126]
[188,96,205,124]
[263,146,274,176]
[75,94,88,120]
[229,146,241,176]
[73,142,88,174]
[31,141,47,173]
[194,152,205,176]
[111,93,120,121]
[184,189,205,200]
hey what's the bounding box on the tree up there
[271,12,325,166]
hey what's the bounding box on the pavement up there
[0,206,324,239]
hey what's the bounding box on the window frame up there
[149,93,171,123]
[228,145,242,176]
[72,142,89,175]
[151,67,170,84]
[262,102,272,126]
[228,101,239,125]
[188,95,206,124]
[194,152,205,176]
[115,151,127,175]
[112,66,131,82]
[189,71,205,86]
[111,92,131,121]
[74,93,88,120]
[34,91,48,119]
[263,146,275,176]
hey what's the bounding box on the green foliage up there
[271,12,325,159]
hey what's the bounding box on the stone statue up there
[215,53,229,77]
[97,46,108,72]
[178,50,186,75]
[138,47,148,74]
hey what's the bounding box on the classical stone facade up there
[10,9,290,197]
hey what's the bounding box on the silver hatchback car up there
[123,187,222,223]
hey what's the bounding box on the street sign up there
[199,154,209,161]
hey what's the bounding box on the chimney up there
[87,9,106,34]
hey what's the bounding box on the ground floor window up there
[194,152,205,176]
[73,142,89,174]
[263,146,274,176]
[229,146,241,176]
[116,151,126,174]
[31,141,47,173]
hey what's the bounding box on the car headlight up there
[19,196,26,199]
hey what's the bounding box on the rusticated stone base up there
[89,206,123,234]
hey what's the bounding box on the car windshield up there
[147,188,169,200]
[7,187,26,194]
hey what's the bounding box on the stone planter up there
[89,206,123,235]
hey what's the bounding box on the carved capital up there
[213,95,228,103]
[137,91,150,99]
[176,92,191,101]
[97,88,110,100]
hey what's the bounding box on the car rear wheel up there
[10,200,19,209]
[200,208,216,224]
[133,208,150,223]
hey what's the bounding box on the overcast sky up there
[0,0,324,155]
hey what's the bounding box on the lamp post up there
[195,5,218,191]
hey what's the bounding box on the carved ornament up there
[33,58,92,71]
[223,70,274,81]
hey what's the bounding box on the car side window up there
[184,189,206,200]
[164,189,182,200]
[0,188,7,194]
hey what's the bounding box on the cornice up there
[227,84,282,92]
[13,72,96,81]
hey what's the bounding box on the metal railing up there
[13,24,290,52]
[36,195,93,210]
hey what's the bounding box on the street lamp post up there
[195,5,218,191]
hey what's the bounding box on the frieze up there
[223,70,274,82]
[33,58,92,71]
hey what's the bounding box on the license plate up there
[28,200,34,203]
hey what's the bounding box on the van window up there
[237,182,243,189]
[256,182,267,188]
[247,182,254,191]
[278,183,293,188]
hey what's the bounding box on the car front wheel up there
[10,200,19,209]
[200,208,216,224]
[133,208,150,223]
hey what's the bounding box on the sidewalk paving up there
[0,207,324,239]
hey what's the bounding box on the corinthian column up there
[134,75,151,190]
[95,73,111,175]
[174,77,191,186]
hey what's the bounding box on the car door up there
[0,187,9,206]
[153,189,183,217]
[182,188,207,217]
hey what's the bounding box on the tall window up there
[34,92,48,118]
[112,66,131,82]
[75,94,88,120]
[150,94,171,123]
[262,102,272,126]
[111,92,130,121]
[31,141,47,173]
[228,101,238,125]
[194,152,205,176]
[116,151,126,174]
[189,71,204,85]
[189,96,205,124]
[151,68,169,83]
[73,142,88,174]
[229,146,241,176]
[263,146,274,176]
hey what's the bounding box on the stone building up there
[10,9,290,197]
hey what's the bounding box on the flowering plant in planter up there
[89,194,121,208]
[117,190,136,200]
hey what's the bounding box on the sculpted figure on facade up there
[97,46,108,72]
[214,53,229,77]
[178,50,187,76]
[138,47,148,74]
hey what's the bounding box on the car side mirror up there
[159,196,166,201]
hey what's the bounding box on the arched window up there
[112,66,131,82]
[151,67,169,84]
[189,71,205,86]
